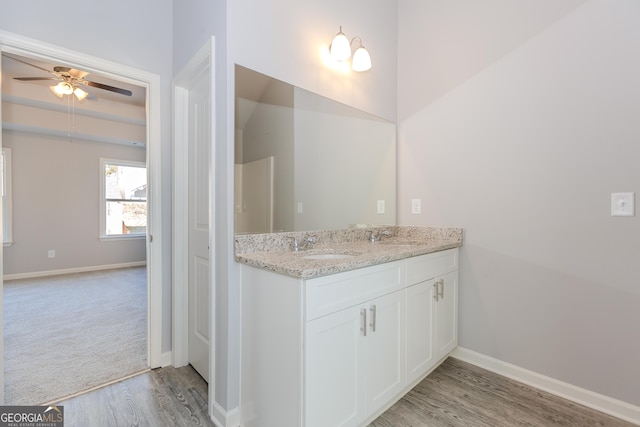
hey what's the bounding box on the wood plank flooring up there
[55,358,635,426]
[370,357,635,427]
[56,365,215,427]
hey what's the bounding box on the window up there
[100,158,147,238]
[2,147,13,246]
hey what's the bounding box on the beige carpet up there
[4,266,148,405]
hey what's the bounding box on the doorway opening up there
[0,33,163,404]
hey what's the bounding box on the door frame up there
[0,31,164,401]
[172,37,216,411]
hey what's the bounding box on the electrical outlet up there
[377,200,385,214]
[611,192,634,216]
[48,250,56,258]
[411,199,422,214]
[297,202,303,214]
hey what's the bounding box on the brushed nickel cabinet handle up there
[369,305,377,332]
[433,282,439,301]
[360,308,367,336]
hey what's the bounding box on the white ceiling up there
[2,52,146,107]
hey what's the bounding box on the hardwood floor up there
[55,358,635,426]
[56,365,215,427]
[370,358,635,427]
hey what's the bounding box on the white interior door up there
[188,67,211,382]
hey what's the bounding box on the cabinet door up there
[305,306,365,427]
[405,280,435,384]
[435,270,458,360]
[364,291,406,414]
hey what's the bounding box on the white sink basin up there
[302,253,356,260]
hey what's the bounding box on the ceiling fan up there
[6,54,132,101]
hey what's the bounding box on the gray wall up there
[2,72,147,276]
[2,132,146,275]
[0,0,174,352]
[7,0,631,417]
[398,0,640,406]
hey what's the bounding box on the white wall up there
[397,0,587,121]
[398,0,640,406]
[0,0,174,352]
[229,0,398,122]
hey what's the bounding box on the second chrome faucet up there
[291,235,316,251]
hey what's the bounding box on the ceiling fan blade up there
[14,77,58,81]
[84,80,133,96]
[4,54,57,76]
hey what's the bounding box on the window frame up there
[2,147,13,246]
[99,157,147,240]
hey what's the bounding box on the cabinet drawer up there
[305,261,405,321]
[406,249,457,286]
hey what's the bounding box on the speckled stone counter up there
[235,226,463,279]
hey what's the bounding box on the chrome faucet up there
[369,229,391,242]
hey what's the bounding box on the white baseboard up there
[3,261,147,281]
[451,346,640,426]
[211,401,240,427]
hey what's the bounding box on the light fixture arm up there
[350,36,364,48]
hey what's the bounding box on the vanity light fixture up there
[329,26,372,72]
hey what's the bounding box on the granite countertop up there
[235,226,463,279]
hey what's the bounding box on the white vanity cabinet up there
[239,248,458,427]
[405,250,458,385]
[305,261,406,427]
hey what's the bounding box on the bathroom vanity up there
[236,226,462,427]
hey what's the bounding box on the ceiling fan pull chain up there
[72,95,77,139]
[67,95,72,141]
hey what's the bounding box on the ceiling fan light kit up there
[49,81,89,101]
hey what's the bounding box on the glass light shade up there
[351,46,372,72]
[49,85,64,98]
[52,82,74,96]
[330,28,351,61]
[73,87,89,101]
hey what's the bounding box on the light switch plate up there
[411,198,421,214]
[377,200,385,214]
[611,192,634,216]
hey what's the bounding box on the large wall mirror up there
[234,65,396,234]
